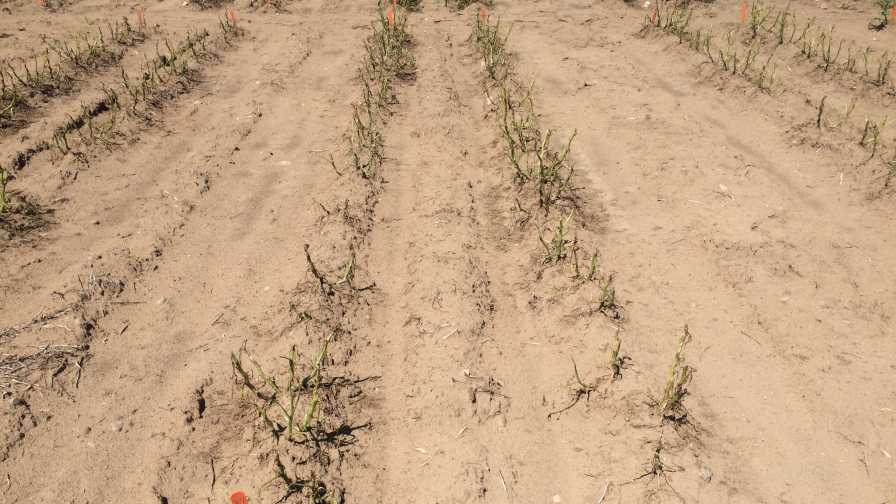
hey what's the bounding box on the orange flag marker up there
[230,491,248,504]
[387,7,395,27]
[740,1,749,23]
[226,6,237,25]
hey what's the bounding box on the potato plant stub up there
[0,168,7,214]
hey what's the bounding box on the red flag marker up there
[230,491,248,504]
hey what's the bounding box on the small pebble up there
[700,466,713,482]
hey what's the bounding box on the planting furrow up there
[355,11,509,499]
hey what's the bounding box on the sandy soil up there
[1,0,894,503]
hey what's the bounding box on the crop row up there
[229,3,417,502]
[1,16,149,132]
[644,0,896,191]
[0,17,243,223]
[475,8,701,495]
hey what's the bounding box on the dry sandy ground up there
[1,0,895,503]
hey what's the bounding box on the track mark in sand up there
[361,13,510,501]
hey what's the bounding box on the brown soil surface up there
[1,0,894,503]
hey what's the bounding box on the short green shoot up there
[538,212,573,264]
[231,333,332,441]
[337,245,356,288]
[586,251,599,281]
[304,243,331,293]
[474,14,512,82]
[597,274,621,319]
[657,325,693,423]
[870,0,895,30]
[816,95,826,129]
[609,331,630,380]
[860,117,887,158]
[876,52,892,85]
[748,2,770,39]
[0,167,8,214]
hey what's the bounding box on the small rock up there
[113,417,124,432]
[700,466,713,482]
[552,495,562,503]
